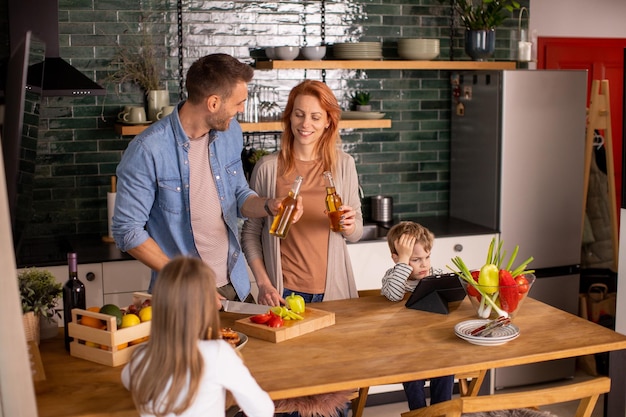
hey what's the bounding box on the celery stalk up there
[448,257,509,318]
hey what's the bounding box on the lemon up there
[138,306,152,322]
[121,313,141,328]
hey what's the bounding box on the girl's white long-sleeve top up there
[122,339,274,417]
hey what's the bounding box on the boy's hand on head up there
[395,234,416,265]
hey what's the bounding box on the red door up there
[537,37,626,222]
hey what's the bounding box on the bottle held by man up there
[270,176,303,239]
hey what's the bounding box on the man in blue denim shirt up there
[112,54,301,302]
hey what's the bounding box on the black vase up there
[464,29,496,61]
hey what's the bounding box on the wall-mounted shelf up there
[114,124,151,136]
[114,118,391,136]
[255,60,517,71]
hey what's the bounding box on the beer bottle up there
[269,176,303,239]
[323,171,344,232]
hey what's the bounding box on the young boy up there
[380,221,454,410]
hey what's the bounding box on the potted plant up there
[105,22,169,122]
[451,0,521,60]
[18,268,63,343]
[350,91,372,111]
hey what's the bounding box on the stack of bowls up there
[397,38,440,60]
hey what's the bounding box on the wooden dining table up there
[35,295,626,417]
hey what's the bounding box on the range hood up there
[8,0,106,97]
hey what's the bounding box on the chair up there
[400,376,610,417]
[350,386,369,417]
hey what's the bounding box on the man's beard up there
[209,109,232,132]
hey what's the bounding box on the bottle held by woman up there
[324,171,344,232]
[270,175,303,239]
[63,252,86,351]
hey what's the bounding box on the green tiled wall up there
[2,0,528,241]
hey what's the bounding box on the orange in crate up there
[80,306,105,328]
[68,292,151,366]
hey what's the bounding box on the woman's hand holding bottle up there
[335,205,357,236]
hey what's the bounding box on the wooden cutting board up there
[232,307,335,343]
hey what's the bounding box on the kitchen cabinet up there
[430,234,497,272]
[347,240,390,292]
[18,260,151,322]
[102,260,151,307]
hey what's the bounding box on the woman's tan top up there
[241,151,363,300]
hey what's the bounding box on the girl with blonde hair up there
[121,256,273,417]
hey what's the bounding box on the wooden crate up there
[233,307,335,343]
[68,292,151,367]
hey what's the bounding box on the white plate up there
[236,332,248,350]
[454,319,520,346]
[334,52,383,58]
[341,111,386,120]
[334,42,382,48]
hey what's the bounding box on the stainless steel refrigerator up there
[450,70,588,390]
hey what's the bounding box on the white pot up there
[147,90,170,122]
[40,316,59,340]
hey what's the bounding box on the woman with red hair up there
[242,80,363,307]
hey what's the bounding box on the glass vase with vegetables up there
[449,237,535,319]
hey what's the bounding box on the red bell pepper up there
[250,312,272,324]
[267,313,284,328]
[498,270,519,313]
[466,270,481,298]
[515,275,529,294]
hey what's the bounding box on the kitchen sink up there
[359,223,390,241]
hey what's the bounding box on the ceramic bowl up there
[398,38,440,48]
[300,46,326,60]
[275,46,300,61]
[265,47,276,60]
[459,273,535,319]
[398,38,440,60]
[398,50,440,60]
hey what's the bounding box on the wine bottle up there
[323,171,344,232]
[270,176,303,239]
[63,252,86,351]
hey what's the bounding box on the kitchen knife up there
[220,300,270,315]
